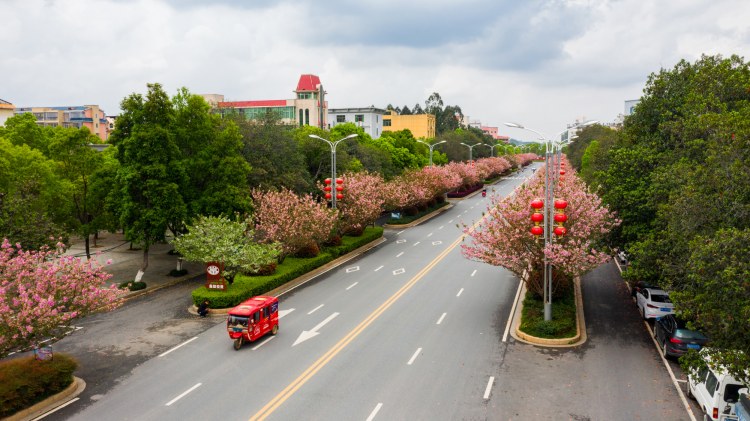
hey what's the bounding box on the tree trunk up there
[134,246,150,283]
[84,235,91,260]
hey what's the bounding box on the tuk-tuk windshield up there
[227,315,249,329]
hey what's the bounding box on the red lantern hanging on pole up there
[531,226,544,236]
[553,198,568,236]
[335,178,344,201]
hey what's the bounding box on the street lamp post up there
[481,143,501,157]
[417,140,446,166]
[309,133,358,209]
[460,142,481,163]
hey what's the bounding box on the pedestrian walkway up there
[63,232,203,295]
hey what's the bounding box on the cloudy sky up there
[3,0,750,141]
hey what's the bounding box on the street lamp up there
[481,142,502,157]
[309,133,358,209]
[460,142,481,163]
[417,140,446,167]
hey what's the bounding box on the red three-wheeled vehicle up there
[226,296,279,350]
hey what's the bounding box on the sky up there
[2,0,750,142]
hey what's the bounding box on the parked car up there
[631,280,656,298]
[688,352,747,421]
[654,314,709,358]
[636,287,674,320]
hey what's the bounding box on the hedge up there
[0,354,77,418]
[192,226,383,308]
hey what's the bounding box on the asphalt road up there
[42,164,695,421]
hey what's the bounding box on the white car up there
[635,287,674,320]
[688,352,747,421]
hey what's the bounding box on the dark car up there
[630,280,656,297]
[654,314,709,359]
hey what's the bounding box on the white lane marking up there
[397,230,404,235]
[503,280,524,343]
[166,383,202,406]
[393,268,405,275]
[413,241,420,246]
[675,379,687,383]
[396,239,407,244]
[252,336,275,350]
[293,312,340,346]
[159,337,198,357]
[448,219,454,223]
[374,265,383,272]
[308,304,324,315]
[407,347,422,365]
[436,313,447,325]
[366,403,383,421]
[427,233,433,237]
[439,225,444,230]
[31,397,79,420]
[279,309,295,319]
[456,288,464,297]
[396,252,404,258]
[471,206,475,209]
[646,320,697,420]
[462,210,467,214]
[346,282,358,290]
[483,377,494,399]
[346,266,360,273]
[432,241,442,246]
[470,269,477,277]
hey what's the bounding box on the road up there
[43,163,694,421]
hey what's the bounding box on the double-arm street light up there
[481,142,502,157]
[308,133,358,209]
[504,120,598,321]
[460,142,481,163]
[417,140,446,166]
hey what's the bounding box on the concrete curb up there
[382,203,453,229]
[5,376,86,421]
[510,277,587,348]
[190,235,388,315]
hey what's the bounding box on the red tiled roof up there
[296,74,321,92]
[218,100,287,108]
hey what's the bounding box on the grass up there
[519,286,577,339]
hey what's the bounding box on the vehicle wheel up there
[662,341,670,359]
[686,383,694,400]
[271,324,279,335]
[233,338,243,351]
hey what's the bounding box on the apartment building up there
[382,111,436,139]
[13,104,109,140]
[328,107,386,139]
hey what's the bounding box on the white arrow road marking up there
[374,265,383,272]
[393,268,405,275]
[396,239,407,244]
[346,266,359,273]
[432,241,442,246]
[166,383,202,406]
[279,309,295,319]
[483,377,494,399]
[293,312,339,346]
[366,403,383,421]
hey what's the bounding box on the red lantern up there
[336,178,343,184]
[554,226,567,236]
[336,193,343,200]
[324,178,332,185]
[531,213,544,223]
[530,226,544,236]
[530,199,544,209]
[560,170,566,175]
[324,186,332,192]
[554,199,568,210]
[554,213,568,223]
[325,193,332,199]
[336,186,343,192]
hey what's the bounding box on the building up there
[0,99,14,126]
[382,111,436,139]
[624,99,640,116]
[328,107,386,139]
[13,105,110,140]
[212,74,328,129]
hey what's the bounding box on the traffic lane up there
[267,249,519,420]
[489,262,689,420]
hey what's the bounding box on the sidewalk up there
[63,232,203,296]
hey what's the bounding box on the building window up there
[305,109,310,126]
[354,114,364,123]
[383,119,391,127]
[336,115,346,123]
[299,109,304,127]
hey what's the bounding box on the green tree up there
[0,113,51,154]
[109,83,187,282]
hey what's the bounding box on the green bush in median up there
[191,227,383,308]
[0,354,78,418]
[519,286,577,339]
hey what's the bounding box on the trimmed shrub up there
[192,227,383,308]
[118,281,147,291]
[519,287,577,339]
[0,354,78,418]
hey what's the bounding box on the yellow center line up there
[249,217,485,421]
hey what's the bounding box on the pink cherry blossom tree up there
[0,240,121,358]
[334,171,385,236]
[252,188,338,260]
[462,159,619,296]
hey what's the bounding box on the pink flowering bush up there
[0,240,121,358]
[462,158,619,297]
[334,171,385,236]
[252,188,338,260]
